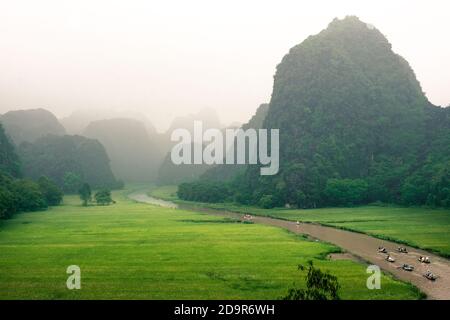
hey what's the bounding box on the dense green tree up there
[94,189,113,205]
[258,195,276,209]
[37,176,63,206]
[78,183,92,206]
[63,172,83,194]
[324,179,368,206]
[178,181,232,203]
[282,261,340,300]
[11,179,47,212]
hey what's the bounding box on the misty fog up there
[0,0,449,132]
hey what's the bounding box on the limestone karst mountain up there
[0,108,66,145]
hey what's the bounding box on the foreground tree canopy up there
[180,16,450,208]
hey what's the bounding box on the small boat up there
[378,246,387,253]
[424,270,437,281]
[418,256,430,264]
[401,264,414,271]
[397,247,408,253]
[386,255,395,263]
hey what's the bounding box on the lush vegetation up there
[94,189,113,205]
[78,183,92,206]
[182,17,450,209]
[282,261,340,300]
[0,124,21,177]
[0,124,63,219]
[0,189,421,299]
[38,176,63,206]
[18,134,123,192]
[178,181,232,203]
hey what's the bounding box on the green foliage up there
[0,173,16,219]
[324,179,368,206]
[11,179,47,212]
[282,260,340,300]
[94,189,113,205]
[37,176,63,206]
[0,123,21,178]
[78,183,92,206]
[18,134,122,192]
[63,172,82,194]
[178,181,232,203]
[258,195,276,209]
[0,173,62,219]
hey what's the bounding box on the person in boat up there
[424,270,437,280]
[398,247,408,253]
[296,221,300,227]
[402,264,414,271]
[378,246,387,253]
[386,255,395,262]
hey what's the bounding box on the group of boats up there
[377,246,438,281]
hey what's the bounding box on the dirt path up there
[129,192,450,300]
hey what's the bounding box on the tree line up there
[0,123,115,220]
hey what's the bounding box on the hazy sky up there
[1,0,449,132]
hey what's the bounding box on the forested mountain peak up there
[18,134,120,191]
[182,17,450,209]
[0,108,66,145]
